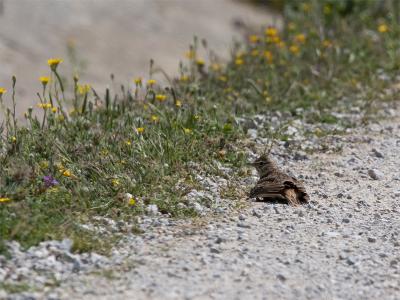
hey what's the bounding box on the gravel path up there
[23,107,399,300]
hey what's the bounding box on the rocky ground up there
[1,102,399,300]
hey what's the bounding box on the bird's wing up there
[249,181,285,199]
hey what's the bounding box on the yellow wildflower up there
[322,39,333,48]
[378,24,388,33]
[211,63,221,72]
[251,49,259,56]
[11,136,16,143]
[100,149,109,156]
[155,94,167,102]
[39,76,50,85]
[151,115,159,122]
[185,50,195,59]
[51,107,57,113]
[77,84,91,95]
[193,115,200,120]
[196,59,205,66]
[133,77,142,85]
[125,140,132,146]
[175,100,182,107]
[111,178,120,187]
[218,76,227,82]
[183,128,192,134]
[62,169,72,177]
[0,87,6,96]
[289,45,300,54]
[47,58,63,70]
[235,58,244,66]
[37,103,53,109]
[264,51,273,63]
[271,36,281,44]
[265,27,278,37]
[249,35,260,43]
[180,75,189,82]
[294,33,306,44]
[0,197,11,203]
[136,127,145,134]
[147,79,156,87]
[128,197,136,206]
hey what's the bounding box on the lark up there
[249,154,309,206]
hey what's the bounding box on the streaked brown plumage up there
[249,154,309,206]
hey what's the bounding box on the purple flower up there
[43,175,59,188]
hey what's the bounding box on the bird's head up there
[250,154,277,176]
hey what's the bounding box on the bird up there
[249,154,309,206]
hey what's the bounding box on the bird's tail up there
[284,188,300,206]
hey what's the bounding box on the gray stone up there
[146,204,159,215]
[371,148,384,158]
[368,169,384,180]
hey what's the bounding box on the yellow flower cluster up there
[151,115,159,122]
[185,50,195,59]
[0,197,11,203]
[57,163,74,178]
[265,27,281,44]
[183,128,192,134]
[0,87,6,95]
[175,100,182,107]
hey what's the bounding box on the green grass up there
[0,0,399,255]
[0,282,32,294]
